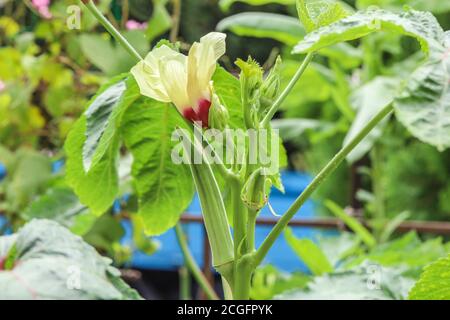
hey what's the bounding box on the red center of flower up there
[182,99,211,128]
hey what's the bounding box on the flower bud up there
[208,92,229,130]
[235,57,263,102]
[236,57,263,128]
[259,56,282,111]
[241,168,271,211]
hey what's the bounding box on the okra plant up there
[67,0,450,299]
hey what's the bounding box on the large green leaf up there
[120,98,194,235]
[217,12,306,46]
[65,77,135,216]
[344,76,399,163]
[409,253,450,300]
[0,219,141,299]
[293,9,445,54]
[394,32,450,151]
[21,187,97,236]
[65,75,139,215]
[285,228,333,275]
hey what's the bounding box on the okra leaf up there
[409,253,450,300]
[0,219,141,299]
[65,77,137,215]
[293,9,445,54]
[394,32,450,151]
[120,98,194,236]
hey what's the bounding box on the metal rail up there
[180,213,450,235]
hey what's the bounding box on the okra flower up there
[131,32,226,127]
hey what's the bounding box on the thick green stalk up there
[175,224,218,300]
[83,0,143,62]
[254,104,394,266]
[260,53,314,127]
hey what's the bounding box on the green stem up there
[83,0,143,62]
[260,53,315,127]
[175,224,219,300]
[178,266,191,300]
[247,209,258,253]
[254,104,394,266]
[231,179,247,260]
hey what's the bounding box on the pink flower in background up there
[31,0,52,19]
[126,20,148,30]
[32,0,50,6]
[0,80,6,92]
